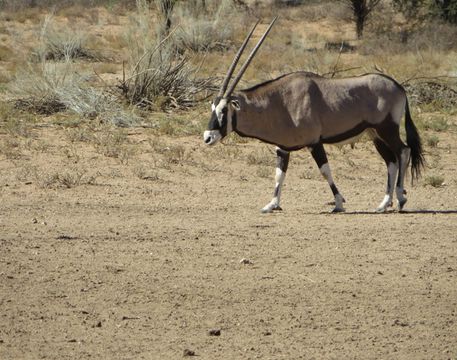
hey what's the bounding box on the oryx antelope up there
[203,18,425,213]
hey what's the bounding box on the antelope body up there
[204,19,424,213]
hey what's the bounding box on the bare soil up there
[1,122,457,359]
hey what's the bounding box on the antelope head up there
[203,17,277,146]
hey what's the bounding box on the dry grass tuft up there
[36,168,97,189]
[118,1,217,110]
[0,44,14,62]
[148,137,189,166]
[425,134,440,148]
[162,144,187,164]
[13,58,139,125]
[424,174,445,188]
[65,126,94,143]
[32,15,99,62]
[422,115,450,132]
[0,138,23,159]
[174,0,236,52]
[133,165,159,181]
[15,164,97,189]
[119,38,215,110]
[246,148,275,167]
[92,126,129,159]
[0,101,35,137]
[256,166,271,178]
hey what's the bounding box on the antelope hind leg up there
[310,143,345,213]
[396,147,411,211]
[376,162,397,213]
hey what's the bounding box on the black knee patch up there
[310,143,328,168]
[276,148,290,172]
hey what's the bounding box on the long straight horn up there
[217,19,260,98]
[225,16,278,97]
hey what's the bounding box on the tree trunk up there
[356,14,366,39]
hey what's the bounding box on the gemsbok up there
[203,18,425,213]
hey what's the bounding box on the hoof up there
[376,200,393,213]
[331,207,345,213]
[261,205,282,214]
[398,198,407,211]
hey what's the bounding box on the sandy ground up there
[1,121,457,359]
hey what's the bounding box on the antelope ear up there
[231,99,241,111]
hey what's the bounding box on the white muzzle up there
[203,130,222,146]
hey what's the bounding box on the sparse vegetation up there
[423,116,450,132]
[0,137,23,159]
[14,164,97,189]
[424,174,445,187]
[162,144,187,164]
[247,148,275,166]
[426,134,440,148]
[0,0,456,192]
[256,166,271,178]
[174,0,236,52]
[36,16,98,61]
[133,164,159,180]
[92,126,129,158]
[111,1,219,111]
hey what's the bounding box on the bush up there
[12,56,138,126]
[176,21,233,52]
[13,59,138,126]
[393,0,427,20]
[174,0,235,52]
[119,39,214,109]
[274,0,306,6]
[431,0,457,23]
[0,0,135,11]
[39,26,97,61]
[403,80,457,112]
[119,1,215,109]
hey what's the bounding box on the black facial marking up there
[208,110,220,131]
[207,97,228,137]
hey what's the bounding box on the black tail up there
[405,98,425,181]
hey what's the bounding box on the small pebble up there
[240,258,253,265]
[183,349,195,357]
[208,329,221,336]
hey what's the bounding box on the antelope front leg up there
[261,147,290,213]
